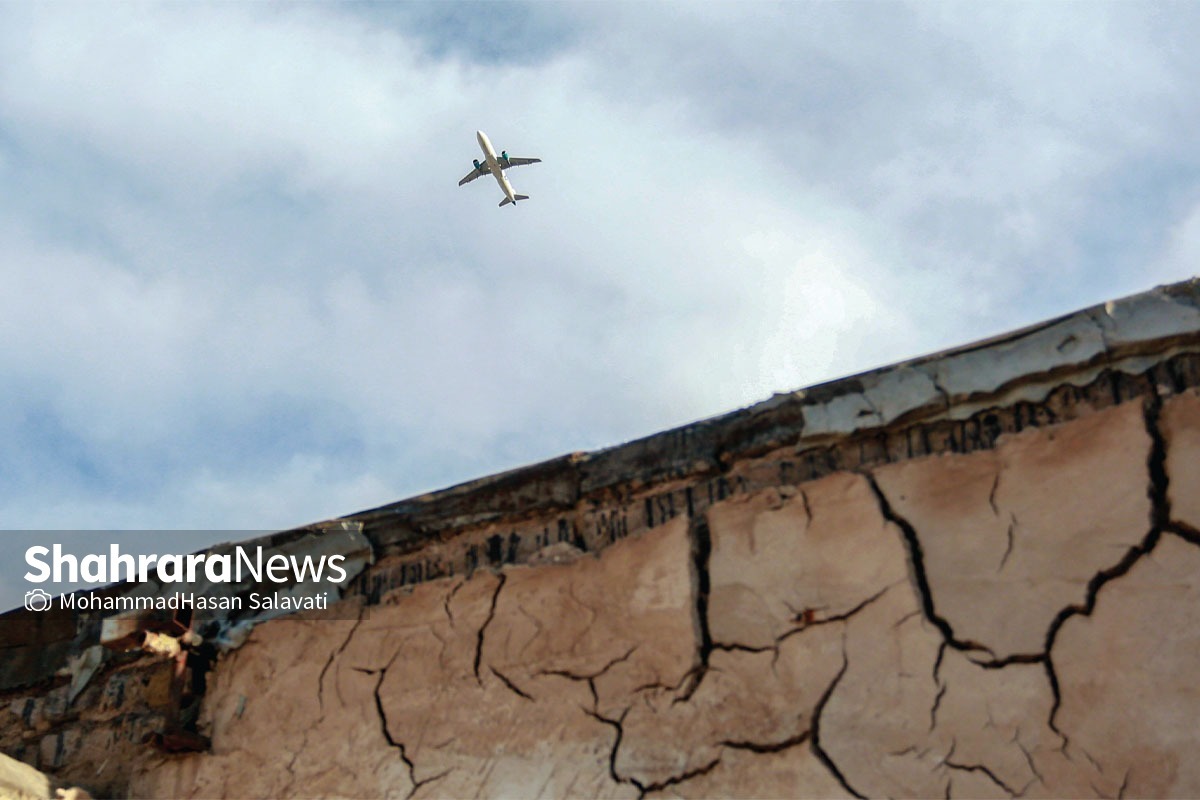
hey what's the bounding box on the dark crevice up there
[1039,528,1163,732]
[711,641,774,655]
[721,730,810,754]
[810,649,866,799]
[865,473,996,657]
[800,487,814,524]
[710,586,892,674]
[999,515,1016,572]
[443,577,467,624]
[1079,744,1104,773]
[1145,390,1171,530]
[1038,394,1170,732]
[371,652,436,799]
[1017,740,1044,788]
[317,604,365,714]
[1167,521,1200,547]
[409,769,451,799]
[779,583,895,644]
[586,707,635,791]
[489,666,533,701]
[538,644,637,705]
[933,640,948,683]
[635,757,721,797]
[929,682,946,732]
[988,473,1001,516]
[473,574,507,684]
[676,513,714,703]
[944,758,1020,797]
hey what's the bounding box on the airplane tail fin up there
[498,195,529,208]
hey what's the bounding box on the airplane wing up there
[458,165,490,186]
[501,157,541,168]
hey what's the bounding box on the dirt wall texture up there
[4,280,1200,799]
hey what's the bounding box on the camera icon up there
[24,589,53,612]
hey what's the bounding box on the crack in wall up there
[864,473,996,658]
[473,574,507,685]
[808,648,865,800]
[1144,389,1172,530]
[778,584,895,644]
[942,753,1022,797]
[635,757,722,798]
[317,605,365,714]
[929,683,947,733]
[538,646,637,710]
[539,645,637,688]
[369,653,448,800]
[442,578,466,624]
[488,666,533,702]
[1036,394,1170,733]
[675,513,714,704]
[720,730,810,754]
[868,394,1175,757]
[1168,520,1200,548]
[1016,740,1044,788]
[999,515,1016,572]
[584,707,632,791]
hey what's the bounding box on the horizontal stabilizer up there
[498,195,530,208]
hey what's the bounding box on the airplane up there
[458,130,541,207]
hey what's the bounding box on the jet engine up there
[473,159,483,171]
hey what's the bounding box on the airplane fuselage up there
[476,130,517,204]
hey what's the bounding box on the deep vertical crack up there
[370,657,451,800]
[370,653,443,799]
[473,573,507,684]
[865,473,995,657]
[676,513,714,703]
[929,682,947,732]
[1145,389,1171,530]
[988,472,1001,516]
[586,707,637,791]
[318,604,365,714]
[809,650,866,799]
[1038,394,1169,733]
[998,515,1016,572]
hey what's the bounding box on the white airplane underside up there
[458,130,541,207]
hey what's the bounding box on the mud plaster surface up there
[128,393,1200,798]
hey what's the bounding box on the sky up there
[1,2,1198,606]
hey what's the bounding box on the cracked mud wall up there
[7,281,1200,798]
[122,384,1200,799]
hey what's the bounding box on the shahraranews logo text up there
[24,543,348,585]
